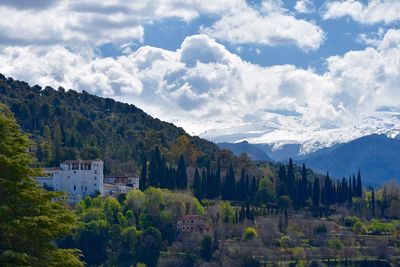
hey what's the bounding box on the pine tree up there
[193,168,202,200]
[139,158,147,191]
[0,104,83,266]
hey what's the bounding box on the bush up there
[352,221,367,234]
[343,216,360,227]
[243,227,258,241]
[314,224,327,235]
[368,220,395,235]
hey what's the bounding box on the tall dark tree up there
[223,164,236,200]
[215,158,221,198]
[193,168,202,200]
[176,155,188,189]
[148,147,161,187]
[287,158,296,199]
[356,170,362,197]
[139,158,147,191]
[371,187,376,217]
[312,177,320,207]
[300,163,308,205]
[201,169,207,199]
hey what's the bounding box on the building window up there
[85,186,87,191]
[94,176,97,180]
[94,183,97,186]
[74,185,76,191]
[94,170,97,174]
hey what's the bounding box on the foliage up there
[0,75,219,172]
[243,227,258,241]
[0,103,83,266]
[314,224,327,235]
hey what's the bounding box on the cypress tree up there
[215,158,221,198]
[177,155,188,189]
[356,170,362,197]
[287,158,296,199]
[201,169,207,199]
[352,175,357,197]
[193,168,202,200]
[139,158,147,191]
[301,163,308,205]
[371,187,375,217]
[312,178,320,207]
[148,148,160,187]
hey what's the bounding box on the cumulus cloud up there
[294,0,315,14]
[3,31,400,135]
[321,0,400,24]
[0,0,240,47]
[202,1,325,51]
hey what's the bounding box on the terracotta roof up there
[62,159,103,164]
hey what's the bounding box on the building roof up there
[105,173,138,179]
[62,159,103,164]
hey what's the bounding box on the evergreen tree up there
[139,158,147,191]
[201,169,207,199]
[356,170,362,197]
[193,168,202,200]
[223,164,236,200]
[52,124,64,165]
[301,163,308,205]
[287,158,296,199]
[215,158,221,198]
[176,155,188,189]
[148,148,160,187]
[0,104,83,266]
[40,125,53,165]
[371,187,376,217]
[312,178,320,207]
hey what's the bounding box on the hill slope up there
[302,134,400,185]
[0,74,219,172]
[218,141,272,161]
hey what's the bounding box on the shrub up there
[243,227,258,241]
[352,221,367,234]
[314,224,327,235]
[343,216,359,228]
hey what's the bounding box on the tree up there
[139,158,147,191]
[137,226,162,267]
[176,155,188,190]
[356,170,362,197]
[193,168,202,200]
[52,123,64,165]
[0,104,83,266]
[40,125,53,165]
[301,163,308,206]
[243,227,258,241]
[200,236,213,261]
[312,178,320,207]
[371,187,376,217]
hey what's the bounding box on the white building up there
[36,159,104,200]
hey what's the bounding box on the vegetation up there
[0,103,83,266]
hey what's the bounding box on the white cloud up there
[202,2,325,51]
[1,29,400,135]
[321,0,400,24]
[294,0,315,14]
[0,0,241,47]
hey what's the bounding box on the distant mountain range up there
[218,134,400,185]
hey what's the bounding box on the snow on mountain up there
[200,112,400,155]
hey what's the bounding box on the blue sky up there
[0,0,400,136]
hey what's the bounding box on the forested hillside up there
[0,74,218,173]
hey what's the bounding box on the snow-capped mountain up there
[200,111,400,156]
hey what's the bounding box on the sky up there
[0,0,400,136]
